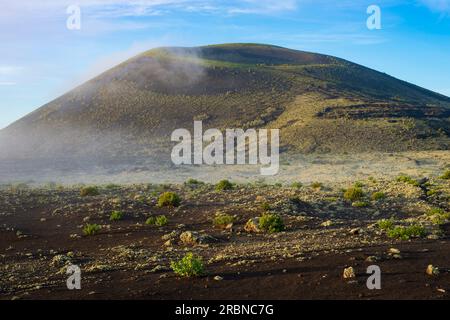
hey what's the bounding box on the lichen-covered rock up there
[180,231,216,245]
[244,218,261,233]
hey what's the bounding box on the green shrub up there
[354,181,364,188]
[260,202,271,211]
[352,201,369,208]
[184,178,204,186]
[155,215,168,227]
[170,253,205,277]
[386,224,426,240]
[145,217,156,225]
[213,212,235,229]
[291,182,303,189]
[83,223,101,236]
[396,175,419,186]
[427,208,450,225]
[215,180,233,191]
[109,210,124,221]
[371,192,386,201]
[157,192,181,207]
[377,218,395,230]
[105,184,120,190]
[344,187,364,201]
[311,182,323,189]
[80,186,99,197]
[259,213,284,233]
[440,170,450,180]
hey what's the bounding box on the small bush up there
[259,213,284,233]
[344,187,364,201]
[354,181,364,188]
[83,223,101,236]
[352,201,369,208]
[440,170,450,180]
[427,208,450,225]
[213,212,235,229]
[311,182,323,189]
[215,180,233,191]
[260,202,271,211]
[155,215,168,227]
[377,218,395,230]
[386,224,426,240]
[109,210,124,221]
[170,253,205,277]
[291,182,303,189]
[157,192,181,207]
[80,186,99,197]
[371,192,386,201]
[145,217,156,225]
[105,184,120,190]
[396,175,419,186]
[184,178,204,186]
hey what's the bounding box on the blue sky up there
[1,0,450,129]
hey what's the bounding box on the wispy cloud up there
[1,0,299,19]
[0,66,24,76]
[419,0,450,13]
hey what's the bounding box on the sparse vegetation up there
[157,192,181,207]
[184,178,204,186]
[344,187,364,201]
[371,191,386,201]
[260,202,271,212]
[291,182,303,189]
[145,217,156,225]
[440,170,450,180]
[80,186,99,197]
[386,224,426,240]
[396,175,419,186]
[213,212,235,229]
[155,215,169,227]
[109,210,124,221]
[259,213,284,233]
[352,201,369,207]
[215,179,233,191]
[377,218,395,231]
[83,223,101,236]
[426,208,450,225]
[311,182,323,189]
[170,253,205,277]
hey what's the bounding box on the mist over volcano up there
[0,43,449,181]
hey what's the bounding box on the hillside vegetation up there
[1,43,449,162]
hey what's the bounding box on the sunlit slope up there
[1,43,449,160]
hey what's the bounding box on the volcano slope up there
[0,44,449,176]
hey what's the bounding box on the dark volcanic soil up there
[0,177,449,300]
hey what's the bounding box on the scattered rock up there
[321,220,333,227]
[349,228,362,235]
[213,275,224,281]
[426,264,439,276]
[343,267,356,279]
[180,231,216,245]
[388,248,400,255]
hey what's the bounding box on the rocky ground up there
[0,171,449,300]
